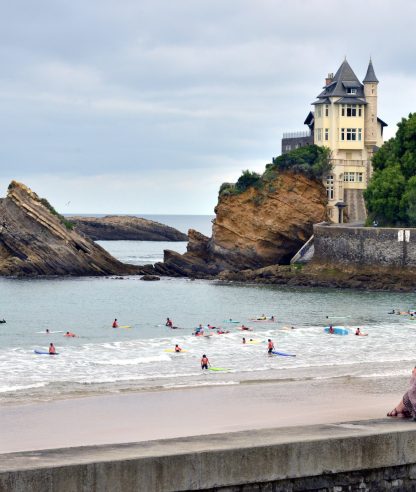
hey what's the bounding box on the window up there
[346,104,357,117]
[343,172,364,183]
[326,175,334,200]
[285,145,291,151]
[358,106,362,117]
[358,129,362,141]
[295,144,300,149]
[316,128,322,141]
[346,88,357,94]
[325,128,329,141]
[341,128,357,141]
[325,104,329,117]
[316,105,322,117]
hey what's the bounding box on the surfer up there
[355,328,368,336]
[64,331,76,337]
[195,324,204,336]
[166,318,173,328]
[207,324,215,330]
[46,329,50,334]
[267,339,274,354]
[174,344,182,353]
[49,343,56,355]
[112,319,119,328]
[201,354,210,370]
[241,325,250,331]
[329,325,334,334]
[242,337,246,344]
[270,315,275,322]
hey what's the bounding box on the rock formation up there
[0,181,141,276]
[69,216,188,241]
[154,172,327,277]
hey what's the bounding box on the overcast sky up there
[0,0,415,214]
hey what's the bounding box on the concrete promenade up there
[2,418,416,491]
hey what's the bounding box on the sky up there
[0,0,415,214]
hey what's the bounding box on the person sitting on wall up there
[388,366,416,420]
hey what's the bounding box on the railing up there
[282,131,312,139]
[330,159,369,167]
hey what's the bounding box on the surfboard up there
[34,350,59,355]
[118,325,131,329]
[164,349,188,353]
[36,331,63,334]
[272,351,296,357]
[245,340,260,344]
[223,320,240,323]
[209,367,229,372]
[324,327,349,335]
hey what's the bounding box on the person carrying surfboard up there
[49,343,56,355]
[267,339,275,354]
[112,319,118,328]
[201,354,210,370]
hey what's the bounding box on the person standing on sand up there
[201,354,210,370]
[388,366,416,419]
[267,339,274,354]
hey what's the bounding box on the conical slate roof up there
[315,59,365,101]
[363,59,379,83]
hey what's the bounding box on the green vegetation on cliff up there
[219,145,330,197]
[365,113,416,226]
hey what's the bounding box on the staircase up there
[344,189,367,224]
[290,235,314,264]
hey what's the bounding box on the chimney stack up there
[325,73,334,85]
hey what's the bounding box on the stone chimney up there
[325,73,334,85]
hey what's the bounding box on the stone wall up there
[2,420,416,492]
[314,223,416,267]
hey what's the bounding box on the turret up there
[363,59,378,147]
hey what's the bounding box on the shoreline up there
[0,375,404,455]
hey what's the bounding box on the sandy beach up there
[0,377,404,454]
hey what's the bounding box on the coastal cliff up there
[0,181,140,276]
[69,216,188,241]
[154,172,327,277]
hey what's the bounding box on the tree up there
[365,113,416,226]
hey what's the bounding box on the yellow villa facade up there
[304,59,387,223]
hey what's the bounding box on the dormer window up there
[346,88,357,94]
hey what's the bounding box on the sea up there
[1,214,415,405]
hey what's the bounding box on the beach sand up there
[0,377,404,454]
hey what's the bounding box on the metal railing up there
[282,131,312,139]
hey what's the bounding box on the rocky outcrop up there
[69,216,188,241]
[0,182,141,276]
[154,172,327,277]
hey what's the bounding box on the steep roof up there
[315,59,365,102]
[363,59,379,83]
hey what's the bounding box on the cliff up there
[0,182,141,276]
[154,172,327,277]
[69,216,188,241]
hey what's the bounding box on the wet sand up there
[0,377,404,454]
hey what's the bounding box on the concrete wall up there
[314,223,416,267]
[2,419,416,491]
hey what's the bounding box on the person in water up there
[64,331,76,337]
[174,344,182,353]
[166,318,173,328]
[195,324,204,336]
[201,354,210,370]
[329,325,334,334]
[388,366,416,419]
[270,315,275,322]
[46,329,50,334]
[267,339,274,354]
[242,337,246,344]
[241,325,250,331]
[112,319,118,328]
[49,343,56,355]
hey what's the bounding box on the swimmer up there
[201,354,210,370]
[267,339,274,354]
[112,319,118,328]
[174,344,182,353]
[166,318,173,328]
[49,343,56,355]
[64,331,76,337]
[242,337,246,344]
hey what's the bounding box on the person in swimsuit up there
[166,318,173,328]
[49,343,56,355]
[329,325,334,334]
[64,331,76,337]
[112,319,118,328]
[174,344,182,352]
[267,339,274,354]
[201,354,210,370]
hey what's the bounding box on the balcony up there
[330,159,369,167]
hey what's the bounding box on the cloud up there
[0,0,414,212]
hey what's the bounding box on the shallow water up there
[1,264,416,404]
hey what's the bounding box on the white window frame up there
[326,175,334,200]
[324,128,329,141]
[346,88,357,94]
[325,104,329,117]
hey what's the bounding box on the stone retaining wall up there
[2,420,416,492]
[313,223,416,267]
